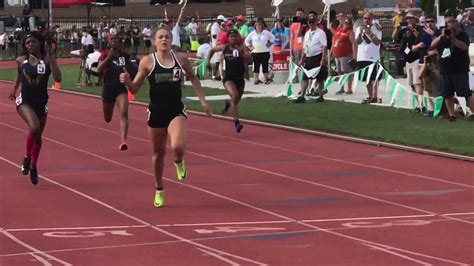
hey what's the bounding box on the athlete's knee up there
[171,143,185,157]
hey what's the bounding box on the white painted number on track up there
[194,226,285,234]
[342,219,431,229]
[43,230,133,238]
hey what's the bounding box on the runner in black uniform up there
[120,27,211,208]
[207,29,252,133]
[98,35,136,150]
[8,31,62,185]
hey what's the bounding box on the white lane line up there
[196,248,242,266]
[361,243,433,266]
[1,215,472,263]
[0,156,265,266]
[37,100,474,189]
[29,252,53,266]
[6,225,147,232]
[1,122,469,265]
[0,228,71,265]
[43,114,471,222]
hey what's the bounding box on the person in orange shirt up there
[290,8,306,65]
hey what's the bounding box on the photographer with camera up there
[431,10,474,121]
[355,12,382,104]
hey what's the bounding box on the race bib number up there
[232,49,240,57]
[37,63,46,74]
[172,68,182,81]
[15,94,22,106]
[118,57,126,66]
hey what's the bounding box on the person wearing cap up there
[209,15,226,80]
[244,20,275,85]
[399,12,426,113]
[236,15,249,39]
[431,9,474,121]
[355,12,382,104]
[207,29,252,133]
[293,17,328,103]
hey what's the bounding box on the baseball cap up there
[236,15,244,21]
[217,15,227,22]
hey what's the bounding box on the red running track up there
[0,82,473,265]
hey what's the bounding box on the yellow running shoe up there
[175,161,187,181]
[154,190,164,208]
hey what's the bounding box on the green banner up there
[433,96,444,118]
[323,76,336,92]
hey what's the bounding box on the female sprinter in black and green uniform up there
[120,27,212,208]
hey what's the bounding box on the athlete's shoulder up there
[174,51,190,65]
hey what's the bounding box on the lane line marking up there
[0,156,265,266]
[0,228,71,265]
[0,122,469,265]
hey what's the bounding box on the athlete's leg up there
[115,93,129,148]
[148,127,168,189]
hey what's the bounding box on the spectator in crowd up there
[70,25,80,51]
[244,20,275,85]
[352,8,363,32]
[81,28,94,56]
[187,17,199,49]
[211,15,226,47]
[271,18,290,51]
[236,15,249,39]
[196,37,211,60]
[109,23,117,36]
[130,22,141,54]
[462,8,474,42]
[209,15,226,80]
[117,25,131,53]
[431,10,474,121]
[294,17,328,103]
[400,12,426,113]
[22,4,34,32]
[290,8,306,65]
[332,17,356,94]
[0,31,8,55]
[142,24,152,54]
[355,12,382,103]
[392,10,404,40]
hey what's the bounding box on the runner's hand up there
[120,67,131,85]
[8,90,16,101]
[201,102,212,116]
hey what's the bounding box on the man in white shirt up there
[294,18,328,103]
[188,17,198,38]
[355,12,382,103]
[142,24,152,53]
[211,15,226,47]
[81,29,94,55]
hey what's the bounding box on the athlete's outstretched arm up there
[177,53,212,116]
[120,54,151,94]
